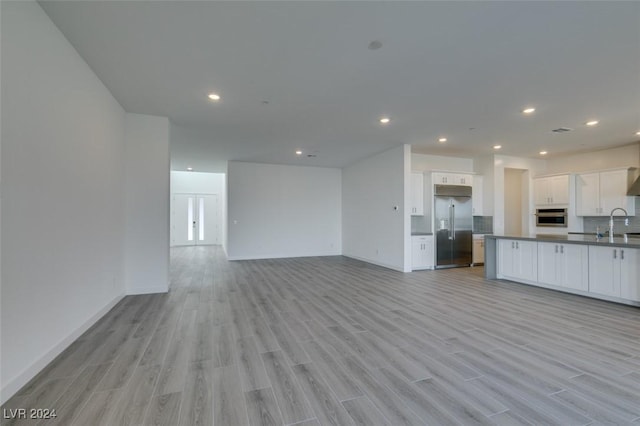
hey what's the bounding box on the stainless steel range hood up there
[628,175,640,196]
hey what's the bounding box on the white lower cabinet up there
[589,246,640,301]
[412,235,434,270]
[537,243,588,291]
[498,239,537,282]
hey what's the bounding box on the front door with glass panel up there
[171,193,220,246]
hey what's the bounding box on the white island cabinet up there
[497,239,537,282]
[589,246,640,301]
[537,242,588,291]
[486,235,640,306]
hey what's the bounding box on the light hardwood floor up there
[3,246,640,425]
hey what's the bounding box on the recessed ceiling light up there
[585,120,599,126]
[187,167,193,171]
[207,93,221,101]
[635,131,640,136]
[522,107,536,114]
[438,137,447,143]
[493,145,502,150]
[539,151,548,155]
[295,150,302,155]
[379,117,390,124]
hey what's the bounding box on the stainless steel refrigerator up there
[434,185,473,268]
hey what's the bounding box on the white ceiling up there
[40,1,640,172]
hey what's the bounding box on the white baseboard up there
[0,293,125,405]
[342,254,406,272]
[126,285,168,295]
[227,252,341,261]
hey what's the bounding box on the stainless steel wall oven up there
[536,208,568,227]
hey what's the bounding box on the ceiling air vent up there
[551,127,572,133]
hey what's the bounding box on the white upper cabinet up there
[533,175,569,206]
[472,175,483,216]
[575,173,600,216]
[410,172,424,216]
[599,170,632,215]
[432,172,473,187]
[576,168,636,216]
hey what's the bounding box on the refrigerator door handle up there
[451,203,456,240]
[448,204,453,240]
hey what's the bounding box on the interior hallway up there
[2,246,640,425]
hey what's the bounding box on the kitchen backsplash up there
[411,215,431,234]
[473,216,493,234]
[583,197,640,233]
[583,215,640,234]
[412,215,494,234]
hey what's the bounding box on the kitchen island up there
[485,234,640,306]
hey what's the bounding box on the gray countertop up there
[485,233,640,248]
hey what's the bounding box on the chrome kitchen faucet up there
[609,207,629,241]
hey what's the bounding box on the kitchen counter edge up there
[485,234,640,249]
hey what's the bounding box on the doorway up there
[171,193,220,246]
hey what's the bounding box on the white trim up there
[0,294,125,405]
[227,252,340,261]
[126,285,168,295]
[342,254,408,272]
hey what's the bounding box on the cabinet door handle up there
[516,242,519,249]
[555,245,558,253]
[512,241,515,249]
[621,249,624,260]
[560,245,564,254]
[613,249,617,259]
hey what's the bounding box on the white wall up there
[124,114,170,295]
[170,171,226,250]
[1,1,126,402]
[411,153,474,173]
[227,162,341,260]
[171,171,225,194]
[343,145,411,272]
[545,143,640,174]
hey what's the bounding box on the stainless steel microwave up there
[536,208,568,227]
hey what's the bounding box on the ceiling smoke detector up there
[551,127,572,133]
